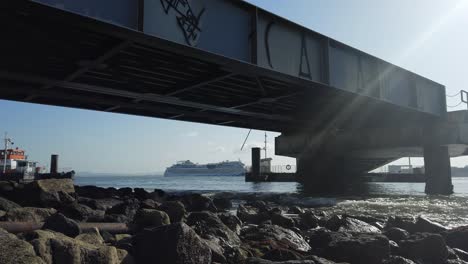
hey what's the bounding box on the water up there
[75,176,468,227]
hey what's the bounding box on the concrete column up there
[248,147,261,181]
[50,154,58,174]
[424,145,453,195]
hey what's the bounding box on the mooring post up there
[50,154,58,174]
[424,145,453,195]
[250,147,261,181]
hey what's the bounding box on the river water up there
[75,176,468,228]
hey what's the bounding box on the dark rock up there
[306,228,351,250]
[75,185,114,199]
[446,260,468,264]
[140,199,160,209]
[42,213,81,237]
[241,224,311,254]
[218,212,242,234]
[114,234,133,254]
[213,197,233,211]
[59,202,105,222]
[183,193,217,212]
[106,198,140,222]
[383,256,417,264]
[133,222,211,264]
[117,187,133,198]
[288,206,305,214]
[5,207,56,222]
[454,248,468,262]
[158,201,186,222]
[0,229,45,264]
[398,233,448,264]
[148,189,166,202]
[389,240,400,255]
[133,188,149,200]
[75,227,105,245]
[446,226,468,252]
[101,230,115,244]
[132,209,170,231]
[386,216,416,233]
[271,212,295,229]
[326,215,381,233]
[448,247,459,260]
[237,204,269,225]
[263,248,304,261]
[413,216,448,233]
[24,230,120,264]
[322,233,390,264]
[384,227,410,242]
[245,258,316,264]
[299,211,319,229]
[0,197,20,211]
[104,214,130,223]
[21,179,75,207]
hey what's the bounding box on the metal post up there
[251,147,261,181]
[50,154,58,174]
[3,132,8,174]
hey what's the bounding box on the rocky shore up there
[0,179,467,264]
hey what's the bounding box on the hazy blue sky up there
[2,0,468,173]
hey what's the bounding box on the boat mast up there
[3,132,9,173]
[264,132,267,159]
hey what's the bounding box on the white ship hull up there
[164,161,246,177]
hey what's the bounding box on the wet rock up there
[326,215,381,233]
[133,222,211,264]
[59,202,105,222]
[446,260,468,264]
[42,213,81,237]
[262,248,304,261]
[384,227,410,242]
[132,209,170,231]
[0,229,45,264]
[322,233,390,263]
[158,201,186,222]
[306,228,351,250]
[140,199,160,209]
[245,258,316,264]
[78,197,121,211]
[299,211,319,229]
[75,227,104,245]
[182,193,217,212]
[133,188,149,200]
[288,206,305,215]
[398,233,448,264]
[218,212,242,235]
[106,198,140,222]
[187,211,242,262]
[454,248,468,262]
[24,229,120,264]
[386,216,416,233]
[383,256,417,264]
[213,197,233,211]
[237,204,269,225]
[0,197,21,211]
[389,240,400,255]
[117,187,133,198]
[446,226,468,252]
[76,185,114,199]
[241,224,311,254]
[413,216,448,233]
[5,207,56,222]
[271,212,295,229]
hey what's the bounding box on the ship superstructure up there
[164,160,246,177]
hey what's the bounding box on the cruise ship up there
[164,160,246,177]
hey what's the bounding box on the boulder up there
[106,199,140,222]
[133,222,211,264]
[132,209,170,231]
[117,187,133,198]
[42,213,81,237]
[24,229,120,264]
[237,204,269,225]
[382,256,417,264]
[78,197,121,211]
[398,233,448,264]
[75,227,104,245]
[213,197,233,211]
[23,179,75,207]
[59,202,105,222]
[140,199,160,209]
[413,216,448,233]
[386,216,416,233]
[133,188,149,200]
[454,248,468,262]
[218,212,242,235]
[321,233,390,263]
[245,258,316,264]
[182,194,217,212]
[288,206,305,215]
[384,227,410,242]
[75,185,115,199]
[0,197,21,211]
[158,201,186,222]
[271,212,295,229]
[0,229,45,264]
[326,215,381,233]
[299,211,319,229]
[262,248,304,261]
[446,226,468,252]
[241,224,311,254]
[5,207,56,222]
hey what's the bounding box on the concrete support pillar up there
[248,147,261,181]
[424,145,453,195]
[50,154,58,174]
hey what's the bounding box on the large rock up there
[454,248,468,262]
[218,212,242,235]
[383,256,417,264]
[386,216,416,233]
[326,215,381,233]
[271,212,295,229]
[22,179,75,207]
[75,185,117,199]
[413,216,448,233]
[75,227,105,245]
[58,202,105,222]
[5,207,56,222]
[23,229,120,264]
[241,224,311,255]
[245,258,332,264]
[158,201,186,222]
[181,194,217,212]
[187,211,242,262]
[237,204,269,225]
[0,197,21,211]
[446,226,468,252]
[384,228,410,242]
[398,233,448,263]
[0,229,45,264]
[132,209,170,231]
[299,211,319,229]
[133,222,211,264]
[42,213,81,237]
[106,198,140,222]
[78,197,121,211]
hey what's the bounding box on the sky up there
[2,0,468,173]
